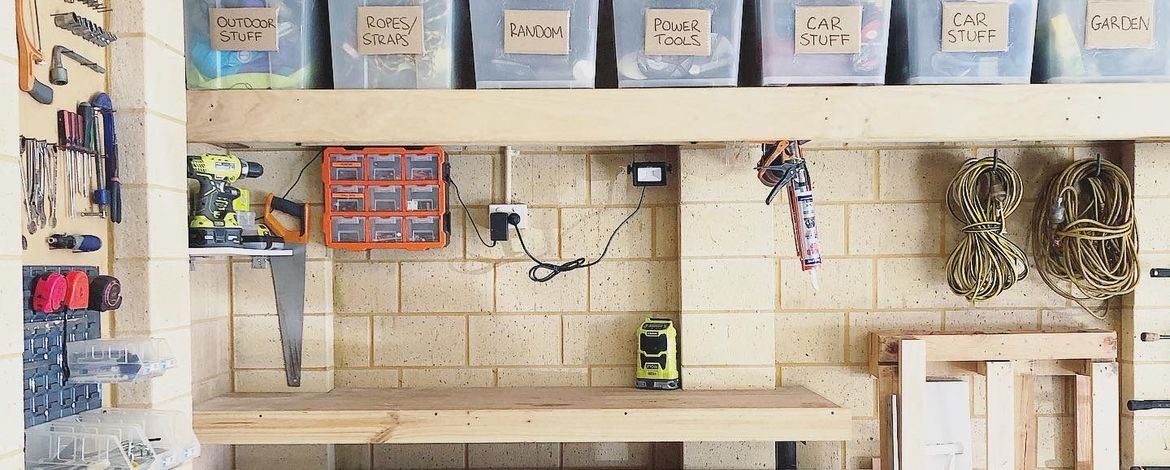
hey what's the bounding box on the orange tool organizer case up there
[322,147,450,251]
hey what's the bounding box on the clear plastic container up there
[330,152,365,180]
[407,216,441,242]
[406,185,440,211]
[370,186,403,211]
[889,0,1038,84]
[332,216,367,243]
[26,428,147,470]
[66,338,176,384]
[30,420,162,470]
[77,408,202,469]
[183,0,329,89]
[755,0,892,85]
[469,0,600,88]
[614,0,744,87]
[331,185,368,212]
[1034,0,1170,83]
[370,153,403,180]
[329,0,469,88]
[371,216,405,242]
[407,153,440,180]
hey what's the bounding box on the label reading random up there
[357,6,424,55]
[504,9,571,54]
[644,9,712,56]
[210,8,279,51]
[941,2,1010,52]
[1085,0,1155,49]
[795,5,863,54]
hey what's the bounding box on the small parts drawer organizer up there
[323,147,450,250]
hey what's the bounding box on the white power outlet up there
[489,204,529,229]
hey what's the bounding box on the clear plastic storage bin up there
[331,185,368,212]
[407,153,440,179]
[469,0,600,88]
[408,216,442,242]
[26,428,146,470]
[371,216,405,242]
[329,0,468,88]
[889,0,1038,84]
[370,185,403,211]
[184,0,329,89]
[614,0,744,87]
[332,216,367,242]
[755,0,892,85]
[66,338,175,384]
[406,185,441,211]
[1034,0,1170,83]
[77,408,201,469]
[370,153,403,180]
[330,152,365,180]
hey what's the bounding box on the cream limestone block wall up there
[1,3,27,467]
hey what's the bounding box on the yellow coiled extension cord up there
[1032,157,1138,316]
[946,156,1029,303]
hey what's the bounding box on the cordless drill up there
[188,154,264,247]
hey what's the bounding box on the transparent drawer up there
[406,185,440,211]
[1034,0,1170,83]
[408,216,441,242]
[77,408,201,469]
[26,427,149,470]
[407,153,440,180]
[331,185,367,212]
[889,0,1038,84]
[469,0,600,88]
[371,216,404,242]
[370,153,403,180]
[369,185,403,212]
[614,0,745,87]
[66,338,176,384]
[755,0,892,85]
[332,216,367,243]
[330,153,365,180]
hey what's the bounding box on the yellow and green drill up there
[187,153,264,247]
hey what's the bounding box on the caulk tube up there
[788,165,822,290]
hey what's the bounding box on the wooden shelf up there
[192,386,851,445]
[187,84,1170,146]
[188,247,292,258]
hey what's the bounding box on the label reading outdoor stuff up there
[504,9,571,54]
[357,5,424,55]
[795,5,863,54]
[645,9,712,56]
[941,2,1010,52]
[210,7,279,51]
[1085,0,1155,49]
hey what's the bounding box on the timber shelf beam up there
[192,386,851,445]
[187,84,1170,146]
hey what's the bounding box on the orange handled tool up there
[16,0,53,104]
[264,194,310,244]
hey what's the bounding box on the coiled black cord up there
[516,187,646,283]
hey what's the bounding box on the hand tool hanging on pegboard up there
[757,140,822,289]
[16,0,53,104]
[91,93,121,223]
[20,136,57,234]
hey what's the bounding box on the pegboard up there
[23,265,102,428]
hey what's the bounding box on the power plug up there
[490,204,528,228]
[489,204,528,241]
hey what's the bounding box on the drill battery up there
[636,317,680,390]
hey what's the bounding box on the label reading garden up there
[941,2,1010,52]
[357,6,424,55]
[644,9,712,56]
[1085,0,1155,49]
[210,7,279,51]
[504,9,571,54]
[795,5,863,54]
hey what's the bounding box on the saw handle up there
[265,194,310,244]
[16,0,53,104]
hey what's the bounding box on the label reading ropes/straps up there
[645,9,712,56]
[795,5,863,54]
[357,6,424,55]
[941,2,1010,52]
[504,10,571,54]
[210,7,279,51]
[1085,0,1155,49]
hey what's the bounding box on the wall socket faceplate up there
[490,204,529,229]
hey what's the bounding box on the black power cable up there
[448,176,497,248]
[515,187,646,283]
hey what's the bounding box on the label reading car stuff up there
[1085,1,1155,49]
[357,6,425,55]
[504,9,571,54]
[941,2,1010,52]
[795,5,863,54]
[210,7,279,51]
[644,9,712,56]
